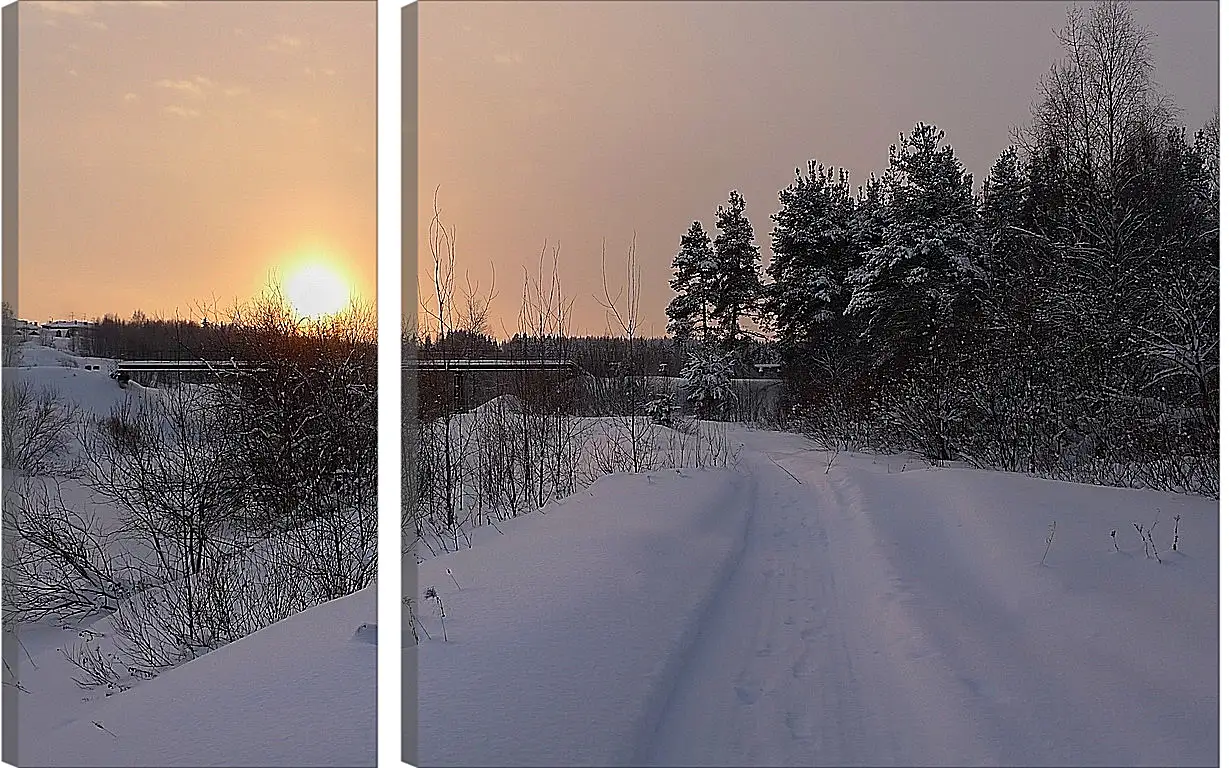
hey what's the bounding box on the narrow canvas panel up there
[2,2,377,765]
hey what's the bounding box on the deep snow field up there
[5,339,1218,767]
[3,342,377,767]
[12,584,376,767]
[413,423,1218,767]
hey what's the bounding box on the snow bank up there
[9,342,110,371]
[467,392,526,415]
[19,586,376,767]
[413,468,751,767]
[3,364,139,423]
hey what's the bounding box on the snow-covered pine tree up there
[711,191,763,352]
[954,145,1055,472]
[767,162,857,344]
[1193,115,1218,203]
[852,172,889,258]
[666,221,717,349]
[845,123,981,376]
[682,344,737,421]
[978,145,1044,355]
[766,161,857,366]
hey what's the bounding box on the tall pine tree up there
[845,123,981,375]
[711,190,763,351]
[766,161,858,396]
[665,220,717,348]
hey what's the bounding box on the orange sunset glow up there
[16,0,375,323]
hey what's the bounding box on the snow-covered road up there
[644,429,1217,766]
[639,442,882,766]
[417,426,1218,766]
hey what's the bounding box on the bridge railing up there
[403,359,582,373]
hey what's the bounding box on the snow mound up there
[3,364,145,422]
[10,343,112,372]
[414,468,750,767]
[22,586,376,767]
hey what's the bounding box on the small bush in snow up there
[403,596,430,644]
[1133,522,1151,559]
[60,639,129,697]
[646,393,676,427]
[1133,514,1163,562]
[681,346,737,421]
[1,381,81,475]
[1147,527,1161,564]
[425,586,448,642]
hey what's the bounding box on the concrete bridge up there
[112,359,264,387]
[404,358,588,412]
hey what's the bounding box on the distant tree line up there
[664,0,1217,495]
[414,328,777,380]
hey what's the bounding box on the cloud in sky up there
[27,2,94,17]
[152,76,247,109]
[162,105,200,118]
[29,1,173,19]
[265,33,304,53]
[155,78,205,98]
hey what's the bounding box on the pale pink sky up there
[18,0,376,323]
[416,1,1218,338]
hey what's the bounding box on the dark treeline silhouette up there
[89,313,223,361]
[664,0,1217,496]
[414,329,778,380]
[89,310,371,364]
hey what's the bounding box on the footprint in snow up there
[353,623,378,644]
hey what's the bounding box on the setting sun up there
[283,262,351,319]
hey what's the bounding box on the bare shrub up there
[594,236,658,474]
[2,381,81,475]
[80,385,247,585]
[682,418,742,469]
[61,639,129,696]
[3,476,141,627]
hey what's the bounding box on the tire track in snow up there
[819,465,1007,765]
[638,453,872,766]
[638,444,1007,766]
[626,467,758,766]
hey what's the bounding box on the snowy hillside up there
[414,424,1218,767]
[4,345,377,767]
[5,349,135,419]
[16,586,376,768]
